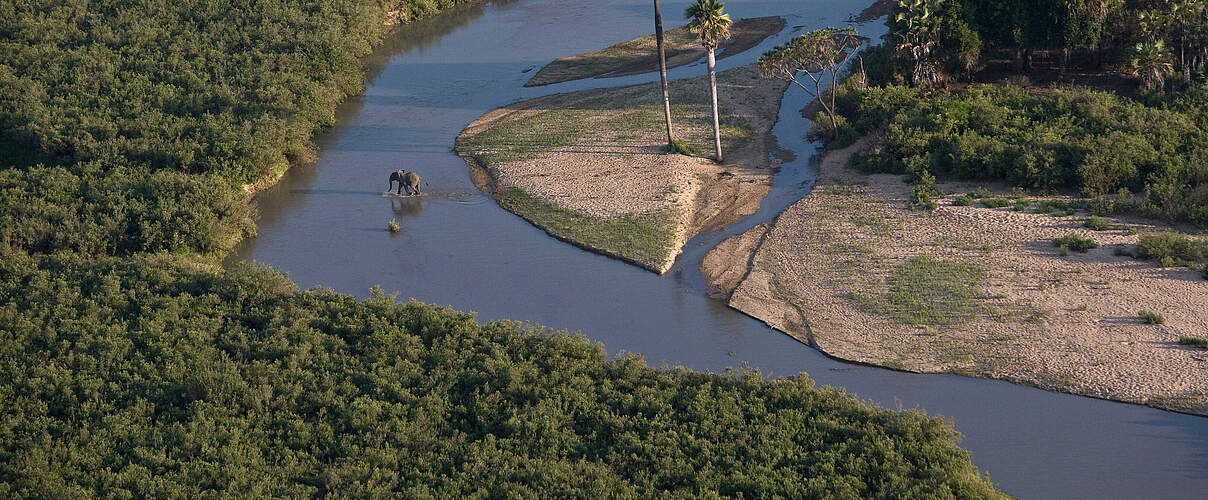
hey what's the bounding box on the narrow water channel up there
[227,1,1208,497]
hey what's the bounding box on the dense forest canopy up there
[0,0,476,257]
[0,1,1006,495]
[834,0,1208,227]
[0,255,1003,497]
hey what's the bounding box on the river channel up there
[227,1,1208,497]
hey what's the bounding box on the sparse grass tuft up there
[968,187,993,199]
[666,138,694,156]
[1083,216,1109,230]
[1178,336,1208,349]
[856,255,990,326]
[1138,310,1166,325]
[980,197,1011,208]
[1053,233,1097,253]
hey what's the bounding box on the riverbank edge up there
[702,139,1208,417]
[523,16,786,87]
[231,1,485,245]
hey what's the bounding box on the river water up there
[227,1,1208,497]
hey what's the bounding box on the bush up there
[1179,336,1208,349]
[388,219,400,232]
[1135,230,1207,263]
[1083,216,1110,230]
[1053,233,1098,253]
[953,194,974,206]
[980,197,1011,208]
[1014,199,1031,211]
[910,170,940,211]
[1138,310,1166,325]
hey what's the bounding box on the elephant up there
[389,169,421,196]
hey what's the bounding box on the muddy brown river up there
[227,1,1208,497]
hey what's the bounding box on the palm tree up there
[893,0,941,86]
[685,0,731,162]
[1129,40,1174,91]
[654,0,674,151]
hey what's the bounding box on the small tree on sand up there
[757,27,861,137]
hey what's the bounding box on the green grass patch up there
[497,187,677,268]
[524,17,783,86]
[1138,310,1166,325]
[458,73,753,166]
[1053,233,1097,253]
[980,197,1011,208]
[1083,216,1110,230]
[857,255,990,326]
[1178,336,1208,349]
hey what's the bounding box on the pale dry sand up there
[704,139,1208,415]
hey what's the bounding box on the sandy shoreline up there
[702,139,1208,415]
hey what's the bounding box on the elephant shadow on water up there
[390,196,423,217]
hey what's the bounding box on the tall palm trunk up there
[706,47,722,162]
[654,0,674,150]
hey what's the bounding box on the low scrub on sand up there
[1053,233,1098,253]
[497,187,677,270]
[1138,309,1166,325]
[1179,336,1208,349]
[1135,230,1207,266]
[857,255,989,326]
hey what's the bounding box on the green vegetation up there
[1083,216,1110,230]
[859,255,989,326]
[833,83,1208,225]
[458,75,753,166]
[878,0,1207,89]
[1053,233,1098,253]
[388,219,401,233]
[685,0,734,162]
[0,254,1005,497]
[666,138,694,155]
[497,188,678,271]
[1138,309,1167,325]
[979,197,1010,209]
[1179,336,1208,349]
[908,170,939,211]
[1135,230,1208,266]
[830,1,1208,228]
[1,0,477,256]
[525,17,783,87]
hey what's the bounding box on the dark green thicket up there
[833,83,1208,225]
[0,255,1003,497]
[0,0,475,256]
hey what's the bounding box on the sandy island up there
[703,138,1208,415]
[458,63,789,274]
